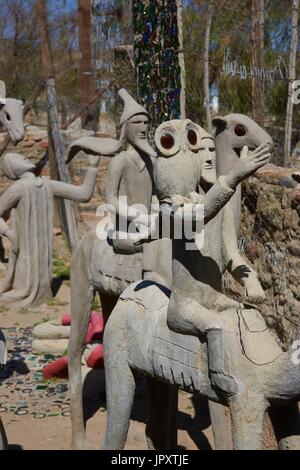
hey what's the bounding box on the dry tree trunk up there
[121,0,133,44]
[78,0,97,130]
[284,0,299,167]
[204,2,213,133]
[37,0,78,250]
[251,0,265,126]
[176,0,186,119]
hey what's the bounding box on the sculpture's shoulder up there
[107,151,128,173]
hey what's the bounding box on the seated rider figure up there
[150,120,271,394]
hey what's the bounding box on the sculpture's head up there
[0,98,24,144]
[153,119,215,200]
[2,153,35,180]
[118,88,157,158]
[198,130,217,188]
[212,113,273,175]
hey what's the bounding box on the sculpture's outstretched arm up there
[222,204,265,303]
[159,175,235,230]
[51,166,98,202]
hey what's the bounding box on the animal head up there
[153,119,217,200]
[213,113,273,176]
[0,98,24,144]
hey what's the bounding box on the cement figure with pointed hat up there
[68,89,174,448]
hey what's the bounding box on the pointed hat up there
[118,88,148,126]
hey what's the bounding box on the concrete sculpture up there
[0,81,24,145]
[68,117,273,449]
[99,122,300,450]
[0,153,99,309]
[214,114,272,235]
[68,90,175,448]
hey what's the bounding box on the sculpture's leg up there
[209,401,232,449]
[99,292,118,325]
[146,378,178,450]
[68,247,94,450]
[0,418,7,450]
[229,394,267,450]
[101,303,135,450]
[269,403,300,450]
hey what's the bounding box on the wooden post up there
[204,3,213,133]
[37,0,78,250]
[284,0,299,167]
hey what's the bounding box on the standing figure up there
[0,152,99,309]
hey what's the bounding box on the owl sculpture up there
[153,119,217,202]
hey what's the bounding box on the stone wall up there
[227,164,300,349]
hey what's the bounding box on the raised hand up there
[225,144,272,189]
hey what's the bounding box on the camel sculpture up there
[68,116,274,449]
[99,121,299,451]
[101,281,300,450]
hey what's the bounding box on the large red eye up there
[187,128,198,146]
[161,133,175,149]
[234,125,247,136]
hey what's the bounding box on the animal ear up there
[212,116,227,135]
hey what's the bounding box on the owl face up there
[154,119,203,158]
[153,119,216,200]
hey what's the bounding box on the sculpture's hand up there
[133,214,158,245]
[5,229,19,255]
[243,274,266,304]
[134,213,152,229]
[225,144,272,189]
[88,154,100,167]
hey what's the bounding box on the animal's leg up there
[101,302,135,450]
[229,394,267,450]
[99,292,118,325]
[68,244,94,450]
[209,401,232,449]
[146,378,178,450]
[269,403,300,450]
[0,419,7,450]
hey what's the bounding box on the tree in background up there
[251,0,265,126]
[37,0,78,249]
[78,0,97,130]
[132,0,186,134]
[284,0,299,166]
[203,1,213,133]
